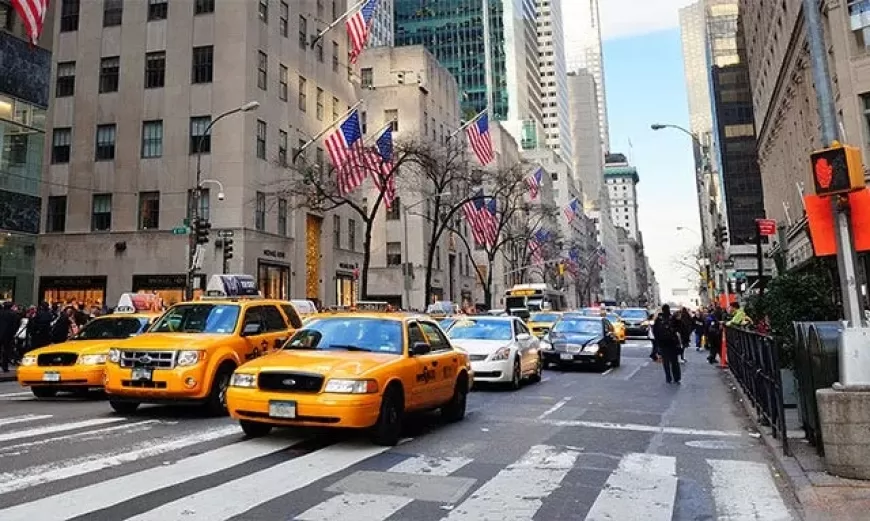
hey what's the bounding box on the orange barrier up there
[720,328,728,368]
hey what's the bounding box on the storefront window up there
[132,274,201,307]
[258,262,289,300]
[335,274,355,307]
[39,276,107,310]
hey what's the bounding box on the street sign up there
[756,219,777,236]
[172,226,189,235]
[217,230,235,238]
[734,271,746,279]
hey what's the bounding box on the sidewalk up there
[0,367,16,382]
[725,369,870,521]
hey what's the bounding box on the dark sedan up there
[540,316,621,372]
[619,308,651,337]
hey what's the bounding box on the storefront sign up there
[263,249,286,259]
[39,276,107,290]
[338,262,357,271]
[132,274,187,290]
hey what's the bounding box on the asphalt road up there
[0,339,801,520]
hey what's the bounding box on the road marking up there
[709,459,793,520]
[0,420,161,456]
[0,414,52,428]
[0,430,297,521]
[541,377,551,383]
[517,418,744,438]
[0,392,33,398]
[601,368,614,376]
[622,362,648,381]
[295,455,472,520]
[441,444,580,520]
[127,442,391,521]
[584,453,677,521]
[0,425,241,495]
[537,397,571,420]
[0,417,124,443]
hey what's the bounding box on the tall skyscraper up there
[535,0,571,163]
[564,0,608,152]
[604,154,640,242]
[369,0,394,47]
[568,70,603,207]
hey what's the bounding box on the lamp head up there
[240,101,260,112]
[217,191,226,201]
[650,124,666,131]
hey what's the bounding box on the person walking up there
[0,302,17,373]
[678,306,693,363]
[694,309,706,352]
[653,304,682,384]
[706,305,725,364]
[28,302,54,350]
[648,310,659,361]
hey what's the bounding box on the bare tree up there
[671,246,707,297]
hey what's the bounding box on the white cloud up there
[598,0,696,40]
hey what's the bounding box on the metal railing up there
[726,326,790,456]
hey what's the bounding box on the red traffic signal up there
[809,143,864,196]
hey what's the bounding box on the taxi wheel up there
[441,376,468,423]
[612,345,622,368]
[528,355,543,383]
[109,400,140,414]
[508,358,522,390]
[371,388,403,446]
[205,364,235,416]
[31,387,57,399]
[240,420,273,438]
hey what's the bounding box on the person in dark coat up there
[0,302,17,372]
[678,307,693,363]
[28,302,54,350]
[706,305,725,364]
[50,307,73,344]
[652,304,682,384]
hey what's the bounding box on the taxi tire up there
[528,355,543,383]
[205,364,235,417]
[109,400,140,414]
[240,420,273,438]
[31,387,57,399]
[441,376,468,423]
[612,345,622,368]
[508,358,522,390]
[371,387,403,446]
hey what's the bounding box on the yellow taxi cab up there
[17,293,162,398]
[606,313,627,344]
[103,275,303,415]
[226,307,473,446]
[527,311,562,338]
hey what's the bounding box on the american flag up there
[11,0,48,44]
[368,126,396,209]
[325,110,370,196]
[465,112,495,166]
[529,229,549,265]
[346,0,380,64]
[563,198,580,223]
[462,192,488,246]
[526,167,543,199]
[482,198,499,245]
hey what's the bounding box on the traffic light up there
[223,237,234,261]
[714,224,728,247]
[193,217,211,245]
[810,142,864,196]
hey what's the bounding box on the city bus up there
[504,284,568,312]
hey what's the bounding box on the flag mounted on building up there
[462,191,488,246]
[11,0,48,44]
[325,110,371,196]
[526,167,543,199]
[465,111,496,166]
[563,198,580,223]
[347,0,380,63]
[369,126,396,209]
[482,198,499,245]
[529,229,550,265]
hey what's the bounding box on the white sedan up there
[445,316,542,389]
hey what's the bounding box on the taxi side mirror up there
[516,333,532,342]
[241,322,262,336]
[411,342,431,356]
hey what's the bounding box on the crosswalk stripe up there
[0,392,34,399]
[0,417,124,443]
[0,414,53,428]
[0,430,300,521]
[127,442,391,521]
[584,453,677,521]
[295,455,474,521]
[0,420,162,457]
[0,424,242,495]
[441,445,580,520]
[708,459,793,520]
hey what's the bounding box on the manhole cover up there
[685,439,749,450]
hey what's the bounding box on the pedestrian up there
[51,306,74,344]
[678,306,693,363]
[726,302,751,328]
[28,302,54,350]
[653,304,682,384]
[648,310,659,361]
[706,305,724,364]
[0,302,17,372]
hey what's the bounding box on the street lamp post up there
[186,101,260,299]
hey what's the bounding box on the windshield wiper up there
[327,344,371,352]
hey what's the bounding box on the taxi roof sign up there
[205,274,261,298]
[116,293,163,314]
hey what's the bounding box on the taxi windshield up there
[620,309,648,320]
[72,317,148,340]
[284,318,403,354]
[447,319,512,341]
[553,318,601,336]
[149,304,240,334]
[530,312,560,323]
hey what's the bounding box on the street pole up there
[402,202,410,310]
[756,226,765,297]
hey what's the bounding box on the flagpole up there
[363,121,393,145]
[447,109,487,141]
[310,0,368,49]
[292,99,364,164]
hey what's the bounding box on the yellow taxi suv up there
[18,294,160,398]
[527,311,562,338]
[226,312,473,446]
[103,275,302,416]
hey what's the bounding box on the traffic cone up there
[719,329,728,368]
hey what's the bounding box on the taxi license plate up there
[42,372,61,382]
[560,353,574,361]
[131,368,152,381]
[269,401,297,419]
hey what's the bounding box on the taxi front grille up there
[469,354,488,362]
[119,350,175,369]
[122,380,168,389]
[258,372,324,393]
[37,353,78,366]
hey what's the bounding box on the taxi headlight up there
[229,373,257,388]
[108,348,121,364]
[79,354,107,365]
[177,350,203,367]
[491,345,512,361]
[323,379,379,394]
[20,355,36,367]
[584,344,600,354]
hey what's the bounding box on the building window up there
[360,111,367,134]
[384,109,398,132]
[192,46,213,84]
[862,94,870,146]
[46,196,67,233]
[195,0,215,14]
[55,62,75,98]
[361,68,373,89]
[333,215,341,248]
[60,0,80,32]
[256,120,267,159]
[258,0,268,21]
[190,116,211,154]
[316,88,324,121]
[386,197,400,220]
[298,76,307,112]
[332,41,339,71]
[139,191,160,229]
[279,64,288,101]
[316,40,324,62]
[278,198,287,236]
[145,51,166,88]
[187,188,210,222]
[103,0,122,26]
[348,218,356,251]
[279,1,288,37]
[141,120,163,158]
[99,56,120,93]
[255,191,266,231]
[51,128,71,164]
[95,124,116,161]
[299,15,307,49]
[91,194,112,231]
[148,0,168,21]
[332,96,339,121]
[386,242,402,266]
[316,147,324,171]
[278,129,287,165]
[257,51,268,90]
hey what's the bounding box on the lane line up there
[537,397,571,420]
[510,418,744,437]
[441,444,581,520]
[584,453,677,521]
[601,368,614,377]
[127,443,390,521]
[0,392,33,398]
[0,414,52,428]
[0,429,298,521]
[709,459,793,520]
[0,420,162,456]
[0,417,124,443]
[622,362,647,381]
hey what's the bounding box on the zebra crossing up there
[0,413,798,520]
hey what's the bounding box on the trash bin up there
[805,322,843,452]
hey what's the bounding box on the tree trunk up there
[484,261,494,310]
[361,221,374,300]
[423,218,439,309]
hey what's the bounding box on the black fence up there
[726,326,790,456]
